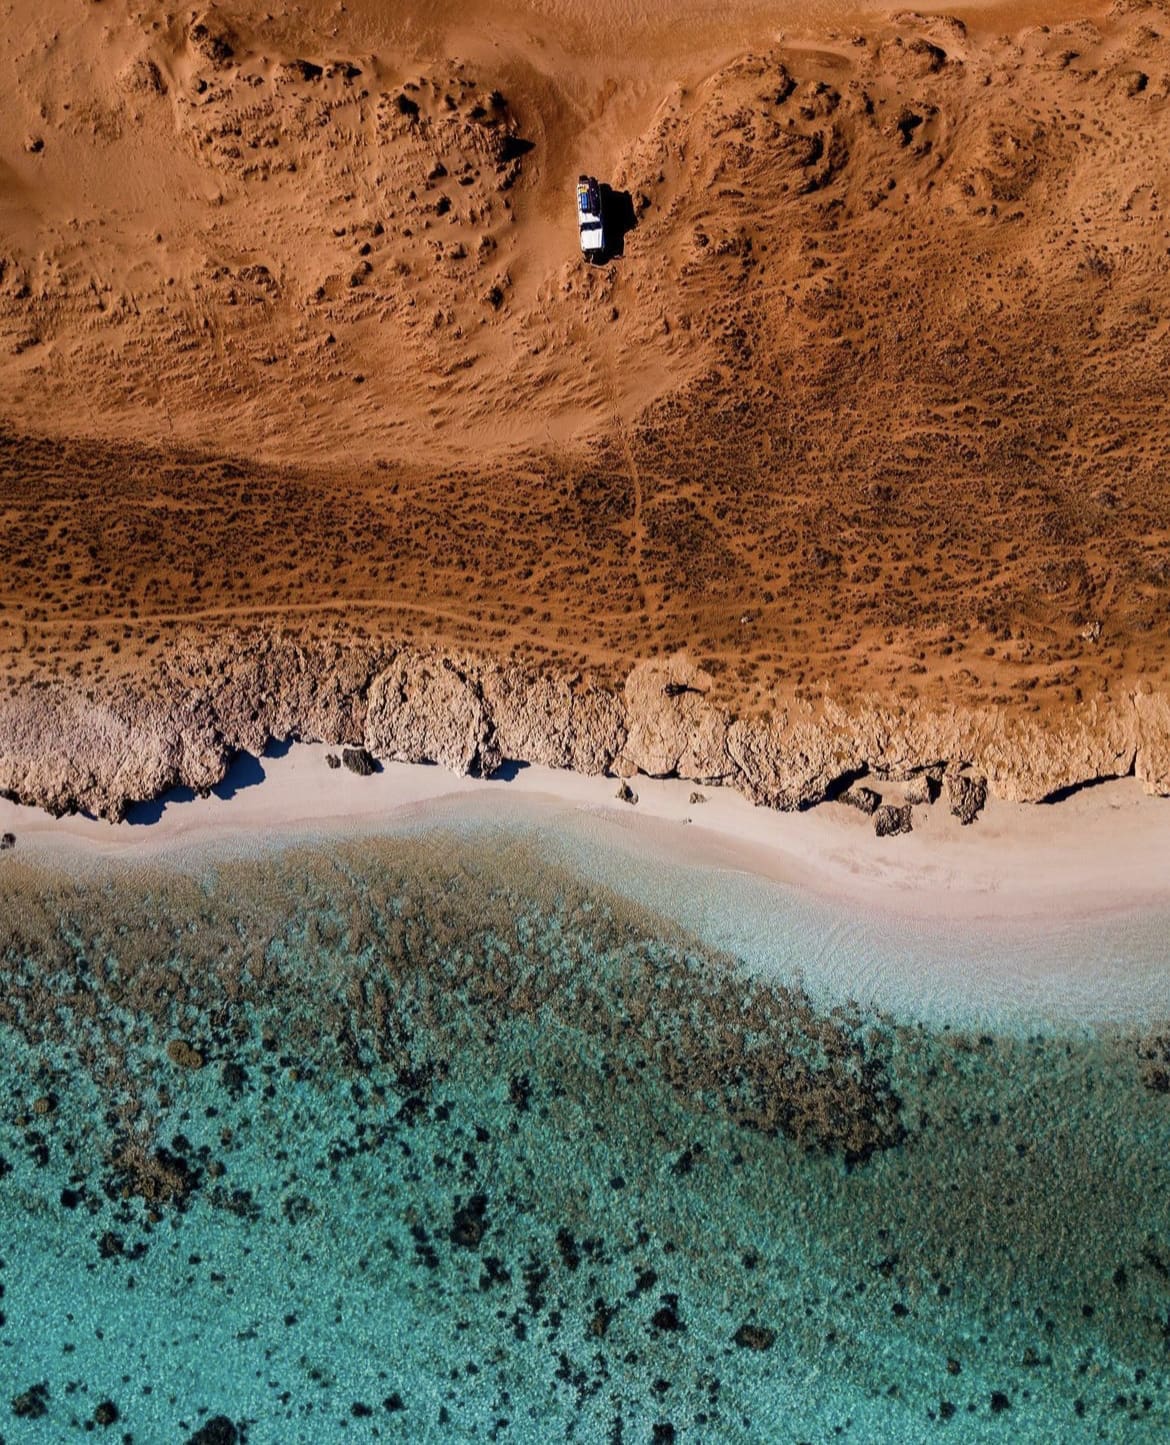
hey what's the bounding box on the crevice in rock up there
[817,765,870,806]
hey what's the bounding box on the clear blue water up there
[1,826,1169,1442]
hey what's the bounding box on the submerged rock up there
[733,1323,776,1351]
[166,1038,205,1070]
[109,1140,199,1208]
[11,1383,49,1419]
[185,1417,239,1445]
[451,1191,490,1249]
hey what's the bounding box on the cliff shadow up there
[126,749,267,825]
[491,759,530,782]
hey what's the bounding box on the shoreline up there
[3,739,1168,928]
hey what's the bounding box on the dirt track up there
[2,0,1169,748]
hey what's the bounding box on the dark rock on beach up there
[342,746,378,776]
[946,771,987,825]
[842,785,880,815]
[0,832,14,850]
[874,802,912,836]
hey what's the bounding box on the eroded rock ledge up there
[0,631,1167,821]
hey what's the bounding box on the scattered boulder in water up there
[11,1383,49,1419]
[1137,1032,1170,1092]
[842,784,880,815]
[109,1140,199,1208]
[450,1191,489,1249]
[342,746,377,776]
[946,771,987,824]
[650,1294,686,1333]
[93,1400,119,1427]
[185,1417,239,1445]
[733,1323,776,1351]
[0,832,14,850]
[874,802,912,837]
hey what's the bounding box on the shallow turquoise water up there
[1,827,1169,1442]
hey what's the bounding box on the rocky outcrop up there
[366,655,501,776]
[0,633,1166,822]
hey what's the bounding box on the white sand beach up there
[2,742,1168,929]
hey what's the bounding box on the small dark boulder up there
[0,832,14,850]
[615,778,638,805]
[989,1391,1012,1414]
[325,753,341,770]
[342,746,377,776]
[874,803,912,837]
[733,1323,776,1351]
[93,1400,119,1427]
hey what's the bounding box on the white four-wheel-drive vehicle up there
[577,175,606,260]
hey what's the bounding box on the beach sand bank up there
[3,741,1166,928]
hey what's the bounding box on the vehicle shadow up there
[598,184,637,260]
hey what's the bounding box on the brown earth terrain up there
[2,0,1170,818]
